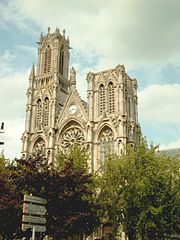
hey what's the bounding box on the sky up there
[0,0,180,159]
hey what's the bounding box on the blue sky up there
[0,0,180,158]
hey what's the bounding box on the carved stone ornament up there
[33,139,46,156]
[61,127,85,149]
[99,127,114,142]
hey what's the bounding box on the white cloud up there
[1,0,180,157]
[1,0,180,95]
[0,51,29,159]
[0,50,15,74]
[0,69,29,119]
[17,45,37,57]
[160,138,180,150]
[1,0,180,70]
[0,0,37,35]
[0,117,24,159]
[138,84,180,124]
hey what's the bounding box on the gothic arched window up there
[36,99,42,129]
[44,45,51,74]
[59,46,64,75]
[99,126,115,164]
[108,82,115,114]
[43,97,49,127]
[99,84,105,116]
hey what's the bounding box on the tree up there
[0,156,20,240]
[99,140,180,240]
[0,148,100,239]
[45,147,100,239]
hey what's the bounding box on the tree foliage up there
[99,140,180,240]
[0,148,100,239]
[0,156,20,239]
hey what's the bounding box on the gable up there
[56,89,88,131]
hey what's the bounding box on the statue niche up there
[33,138,46,156]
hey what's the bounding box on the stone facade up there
[22,28,140,172]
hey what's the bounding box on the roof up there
[156,148,180,157]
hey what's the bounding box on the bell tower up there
[87,65,140,171]
[36,27,69,81]
[22,27,70,161]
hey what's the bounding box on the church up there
[21,28,141,172]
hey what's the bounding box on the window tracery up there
[36,99,42,129]
[43,97,49,127]
[99,127,115,164]
[108,82,115,114]
[99,84,105,115]
[61,127,85,149]
[44,45,51,74]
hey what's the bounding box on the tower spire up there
[28,63,35,89]
[29,63,35,88]
[29,63,35,78]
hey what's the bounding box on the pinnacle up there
[69,67,76,90]
[29,63,35,78]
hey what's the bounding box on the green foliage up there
[0,175,20,240]
[0,155,12,173]
[56,146,88,171]
[99,140,180,240]
[0,150,100,239]
[0,155,5,172]
[0,157,21,240]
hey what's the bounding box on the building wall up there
[22,28,140,171]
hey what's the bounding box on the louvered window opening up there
[44,46,51,74]
[43,98,49,127]
[59,48,64,75]
[99,84,105,115]
[36,100,42,128]
[108,82,115,114]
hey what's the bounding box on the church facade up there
[21,28,140,172]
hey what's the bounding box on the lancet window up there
[99,84,105,115]
[44,45,51,74]
[36,99,42,129]
[108,82,115,114]
[43,97,49,127]
[99,127,115,164]
[59,46,64,75]
[128,98,131,118]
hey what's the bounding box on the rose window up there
[61,128,85,149]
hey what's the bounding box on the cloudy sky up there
[0,0,180,159]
